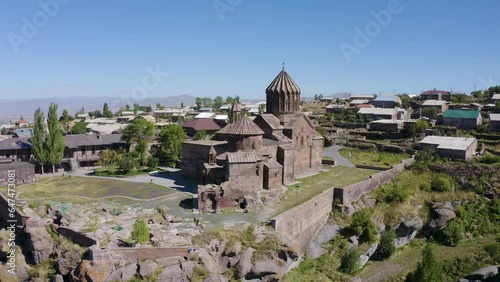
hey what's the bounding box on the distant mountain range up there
[0,95,198,121]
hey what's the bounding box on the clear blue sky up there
[1,0,500,100]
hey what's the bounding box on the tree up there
[97,149,123,168]
[32,108,48,174]
[314,94,319,101]
[59,109,73,122]
[213,96,224,110]
[181,102,184,108]
[202,97,213,108]
[194,130,207,140]
[431,176,451,192]
[195,97,203,110]
[131,219,150,243]
[102,103,113,118]
[406,244,442,282]
[351,208,378,243]
[156,103,165,110]
[146,156,159,171]
[92,110,102,118]
[75,107,85,117]
[118,153,138,173]
[318,94,323,100]
[379,230,397,259]
[120,118,155,163]
[415,120,428,133]
[46,103,65,173]
[471,90,484,98]
[226,96,234,105]
[133,103,140,115]
[442,219,464,246]
[72,121,88,134]
[125,104,131,111]
[157,124,186,166]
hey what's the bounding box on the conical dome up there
[266,68,301,96]
[265,67,301,114]
[222,115,264,136]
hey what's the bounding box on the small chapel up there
[181,67,323,212]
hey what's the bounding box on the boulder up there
[465,265,499,281]
[359,244,378,267]
[24,218,55,264]
[429,209,456,229]
[73,260,115,282]
[51,274,64,282]
[249,259,282,278]
[224,242,242,257]
[139,259,158,279]
[349,236,359,247]
[158,264,184,282]
[157,256,185,268]
[107,263,137,281]
[56,258,70,276]
[236,247,255,279]
[204,272,228,282]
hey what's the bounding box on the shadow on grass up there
[179,198,194,210]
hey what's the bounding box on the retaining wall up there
[110,246,194,260]
[271,157,414,251]
[58,226,96,247]
[0,193,29,232]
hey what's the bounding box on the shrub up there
[191,264,210,282]
[351,209,378,243]
[406,244,442,282]
[431,176,451,192]
[339,248,360,275]
[379,230,396,259]
[442,219,464,246]
[146,156,159,171]
[131,219,150,243]
[118,154,139,174]
[419,181,431,192]
[454,205,466,218]
[194,130,207,140]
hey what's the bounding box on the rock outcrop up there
[429,202,456,230]
[23,217,55,264]
[306,224,340,258]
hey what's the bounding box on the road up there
[323,145,355,167]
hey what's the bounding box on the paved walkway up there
[323,145,355,167]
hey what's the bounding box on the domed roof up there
[266,68,301,96]
[219,115,264,136]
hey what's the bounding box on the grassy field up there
[17,175,176,200]
[273,166,376,216]
[339,147,410,168]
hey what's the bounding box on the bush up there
[131,219,150,243]
[118,154,139,173]
[379,230,397,259]
[419,181,431,192]
[351,209,378,243]
[339,248,360,275]
[146,156,159,171]
[431,176,451,192]
[194,130,207,140]
[442,219,464,246]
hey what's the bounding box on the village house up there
[357,108,398,120]
[422,100,448,113]
[442,109,482,130]
[182,119,221,137]
[491,94,500,103]
[15,119,29,128]
[370,96,402,108]
[369,119,402,132]
[349,94,375,102]
[489,113,500,132]
[419,135,478,160]
[419,89,452,101]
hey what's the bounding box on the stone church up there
[181,67,323,213]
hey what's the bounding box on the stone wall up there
[110,246,194,260]
[271,157,414,251]
[0,193,29,231]
[335,157,414,205]
[0,162,36,186]
[58,226,96,247]
[271,187,335,251]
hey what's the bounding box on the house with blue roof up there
[370,95,402,108]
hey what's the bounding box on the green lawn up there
[273,166,376,216]
[18,175,175,200]
[339,147,410,168]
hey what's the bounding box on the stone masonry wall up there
[271,157,414,251]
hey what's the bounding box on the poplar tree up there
[46,103,65,173]
[32,108,47,174]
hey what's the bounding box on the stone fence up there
[0,193,29,232]
[271,157,414,251]
[58,226,96,247]
[110,246,195,260]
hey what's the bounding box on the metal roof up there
[227,152,263,163]
[194,112,216,119]
[422,100,447,106]
[419,136,476,150]
[63,134,125,149]
[220,115,264,136]
[266,68,301,96]
[0,137,31,150]
[489,113,500,121]
[182,119,221,131]
[357,108,397,115]
[443,109,480,119]
[350,99,369,104]
[492,94,500,100]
